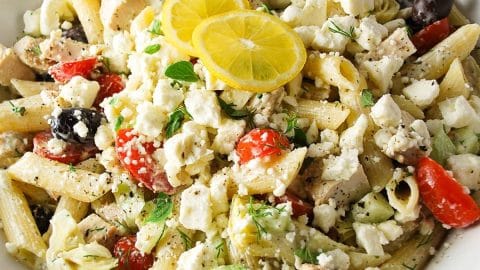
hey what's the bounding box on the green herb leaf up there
[217,97,253,120]
[177,229,193,250]
[430,127,456,166]
[294,247,320,264]
[31,45,42,56]
[109,97,118,106]
[360,89,375,108]
[247,197,285,240]
[260,3,273,14]
[328,21,356,39]
[8,101,26,116]
[285,113,308,147]
[144,44,161,54]
[145,193,173,223]
[165,61,199,82]
[149,20,163,35]
[166,106,190,138]
[215,241,224,258]
[115,116,124,132]
[69,164,76,173]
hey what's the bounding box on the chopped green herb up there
[109,97,118,106]
[360,89,375,108]
[215,241,224,258]
[170,80,183,89]
[247,197,285,240]
[145,193,173,223]
[217,97,253,120]
[166,106,190,138]
[144,44,161,54]
[285,113,307,147]
[260,3,273,14]
[149,20,163,35]
[31,45,42,56]
[165,61,199,82]
[294,247,320,264]
[8,101,26,116]
[115,116,124,131]
[69,164,76,173]
[85,226,106,236]
[257,93,263,99]
[405,26,413,37]
[177,229,193,250]
[101,57,111,72]
[328,21,356,39]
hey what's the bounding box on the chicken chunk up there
[14,36,54,73]
[39,30,93,62]
[0,44,35,86]
[78,214,120,250]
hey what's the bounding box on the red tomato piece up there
[416,157,480,228]
[236,128,290,164]
[48,58,97,83]
[115,128,175,194]
[275,191,313,218]
[412,18,451,55]
[113,235,154,270]
[93,74,125,108]
[33,131,98,165]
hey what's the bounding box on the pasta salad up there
[0,0,479,269]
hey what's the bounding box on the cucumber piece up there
[352,192,394,223]
[450,127,480,155]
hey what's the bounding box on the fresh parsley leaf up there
[294,247,320,264]
[177,229,193,250]
[166,106,190,138]
[328,21,356,39]
[360,89,375,108]
[149,20,163,35]
[8,101,26,116]
[165,61,199,82]
[145,193,173,223]
[144,44,161,54]
[115,116,124,131]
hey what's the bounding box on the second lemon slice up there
[192,10,307,93]
[161,0,249,56]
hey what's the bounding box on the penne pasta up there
[448,4,470,27]
[401,24,480,80]
[438,58,471,102]
[8,152,112,202]
[386,173,421,223]
[0,170,47,267]
[0,94,54,133]
[10,79,58,97]
[295,99,351,130]
[70,0,104,44]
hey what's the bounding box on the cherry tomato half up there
[113,235,154,270]
[275,191,314,218]
[412,18,451,55]
[236,128,290,164]
[416,157,480,228]
[115,128,175,194]
[93,74,125,108]
[48,58,97,83]
[33,131,98,165]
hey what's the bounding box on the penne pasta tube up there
[401,24,480,80]
[448,4,470,26]
[10,79,58,97]
[295,99,351,130]
[0,94,54,133]
[70,0,104,44]
[8,152,112,203]
[0,170,47,267]
[437,58,471,102]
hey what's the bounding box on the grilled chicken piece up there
[14,36,54,73]
[0,44,35,86]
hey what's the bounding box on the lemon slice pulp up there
[161,0,249,56]
[192,10,307,93]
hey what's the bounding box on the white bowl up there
[0,0,479,269]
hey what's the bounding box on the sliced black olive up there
[35,73,55,82]
[396,0,413,8]
[50,108,103,144]
[30,204,54,234]
[412,0,454,27]
[62,21,88,43]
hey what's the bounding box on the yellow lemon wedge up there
[192,10,307,93]
[161,0,249,56]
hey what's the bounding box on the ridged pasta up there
[372,0,400,24]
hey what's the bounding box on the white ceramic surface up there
[0,0,479,269]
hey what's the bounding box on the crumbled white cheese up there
[179,183,213,233]
[177,242,217,270]
[212,119,246,155]
[438,96,477,129]
[133,102,168,139]
[313,203,337,232]
[402,79,440,108]
[94,124,115,151]
[338,0,374,16]
[153,79,184,113]
[281,0,327,27]
[355,16,388,51]
[339,114,369,153]
[370,94,402,128]
[361,56,404,94]
[46,138,67,155]
[447,154,480,191]
[311,16,358,52]
[59,76,100,108]
[184,90,222,128]
[321,149,366,181]
[73,121,88,138]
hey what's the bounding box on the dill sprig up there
[328,21,356,39]
[247,197,285,240]
[177,229,193,250]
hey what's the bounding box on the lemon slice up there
[192,10,307,93]
[161,0,249,56]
